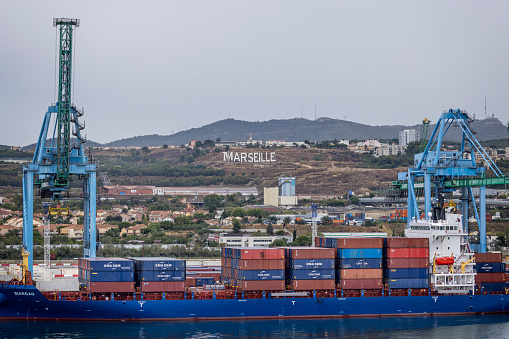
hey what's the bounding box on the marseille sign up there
[223,151,276,163]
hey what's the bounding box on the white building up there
[219,233,292,247]
[399,129,418,148]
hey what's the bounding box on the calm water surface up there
[1,315,509,338]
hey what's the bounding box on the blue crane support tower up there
[399,108,507,253]
[22,18,96,272]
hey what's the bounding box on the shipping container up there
[385,238,429,248]
[234,247,285,260]
[386,248,429,259]
[475,263,506,273]
[386,258,429,268]
[129,257,185,271]
[340,258,382,269]
[235,259,285,270]
[195,277,215,286]
[339,269,383,280]
[237,280,285,291]
[339,248,382,259]
[139,281,185,292]
[340,278,383,290]
[84,258,134,272]
[291,269,335,280]
[476,272,506,283]
[290,259,335,270]
[475,252,503,263]
[88,271,134,282]
[136,270,185,282]
[286,247,336,259]
[290,279,335,291]
[385,268,429,279]
[86,281,135,293]
[387,278,428,289]
[336,238,384,249]
[236,269,285,281]
[480,282,509,293]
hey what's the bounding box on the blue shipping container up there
[291,259,335,270]
[291,269,335,280]
[385,268,429,279]
[238,270,284,281]
[480,282,509,292]
[136,270,186,282]
[339,248,382,259]
[86,258,134,272]
[475,263,505,273]
[388,278,428,289]
[130,257,185,271]
[88,270,134,282]
[340,258,382,269]
[195,277,215,286]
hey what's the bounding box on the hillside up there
[104,117,508,147]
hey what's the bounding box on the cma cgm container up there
[340,258,382,269]
[285,247,336,291]
[130,257,186,292]
[79,258,135,293]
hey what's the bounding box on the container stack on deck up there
[336,238,384,290]
[385,238,429,289]
[78,258,134,293]
[221,247,286,291]
[285,247,336,290]
[475,252,508,293]
[130,257,186,293]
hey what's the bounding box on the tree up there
[293,229,297,242]
[141,146,151,155]
[269,238,288,247]
[321,216,332,225]
[266,223,274,235]
[292,235,311,246]
[204,194,222,211]
[349,196,360,205]
[232,219,241,233]
[163,144,168,149]
[276,230,286,236]
[283,217,292,228]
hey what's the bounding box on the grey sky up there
[1,0,508,146]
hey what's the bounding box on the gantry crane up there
[22,18,96,272]
[398,108,508,253]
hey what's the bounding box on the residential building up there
[219,233,292,247]
[399,129,418,148]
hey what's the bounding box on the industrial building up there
[263,177,298,207]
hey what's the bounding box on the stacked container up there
[221,247,285,291]
[286,247,336,290]
[79,258,134,293]
[475,252,508,293]
[130,257,186,293]
[336,238,384,290]
[385,238,429,289]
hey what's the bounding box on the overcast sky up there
[1,1,508,146]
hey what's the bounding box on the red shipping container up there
[238,259,285,270]
[237,280,285,291]
[340,279,383,290]
[140,281,185,292]
[87,281,135,293]
[290,279,335,291]
[339,269,383,280]
[185,277,196,287]
[476,272,506,283]
[386,258,429,268]
[475,252,502,263]
[286,247,336,259]
[385,238,429,248]
[336,238,383,249]
[387,248,429,259]
[238,248,285,260]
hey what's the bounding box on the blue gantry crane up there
[398,108,507,253]
[22,18,96,272]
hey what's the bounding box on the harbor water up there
[1,315,509,338]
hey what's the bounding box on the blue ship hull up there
[1,284,509,321]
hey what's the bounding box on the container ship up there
[1,210,508,321]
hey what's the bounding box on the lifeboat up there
[435,256,454,265]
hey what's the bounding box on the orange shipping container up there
[238,259,285,270]
[291,279,335,291]
[385,238,429,248]
[339,269,383,279]
[340,279,383,290]
[237,280,285,291]
[238,248,285,260]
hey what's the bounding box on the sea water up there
[1,315,509,338]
